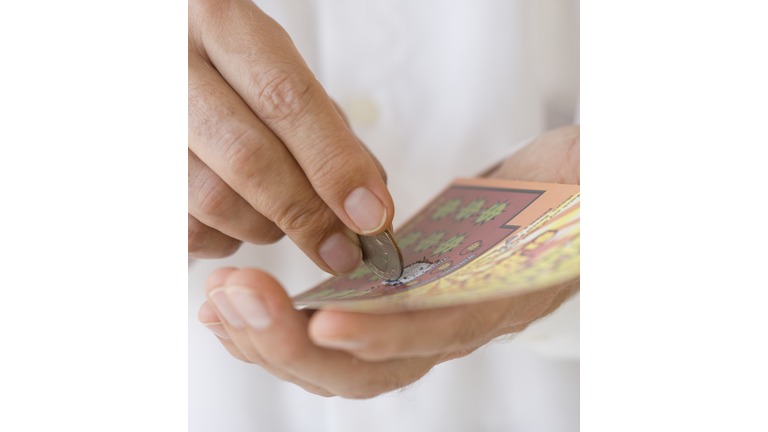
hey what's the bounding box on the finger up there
[188,214,242,258]
[206,268,438,399]
[202,267,270,363]
[189,149,284,245]
[201,267,334,397]
[199,267,242,358]
[330,100,387,185]
[198,300,231,340]
[195,0,395,235]
[307,286,565,362]
[189,49,362,275]
[201,303,332,397]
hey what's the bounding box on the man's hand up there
[188,0,393,275]
[198,125,580,398]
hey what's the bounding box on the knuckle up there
[219,240,242,258]
[216,126,265,179]
[270,195,332,240]
[304,144,361,193]
[251,65,317,122]
[188,216,241,258]
[188,78,237,142]
[187,217,209,254]
[193,176,236,219]
[253,225,286,245]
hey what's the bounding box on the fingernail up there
[203,322,231,340]
[226,287,271,330]
[209,288,244,329]
[344,187,387,234]
[313,337,366,351]
[319,232,362,274]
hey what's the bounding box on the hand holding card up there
[294,177,579,312]
[198,125,580,398]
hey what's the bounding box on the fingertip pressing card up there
[293,178,580,313]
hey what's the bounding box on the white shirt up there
[189,1,580,430]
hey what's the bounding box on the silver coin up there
[359,229,404,281]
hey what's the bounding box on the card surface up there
[293,178,580,313]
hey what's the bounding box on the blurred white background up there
[3,0,767,431]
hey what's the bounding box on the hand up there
[188,0,393,276]
[198,125,580,398]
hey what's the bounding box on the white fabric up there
[189,1,580,430]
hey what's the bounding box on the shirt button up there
[345,96,379,128]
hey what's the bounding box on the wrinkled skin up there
[188,0,392,277]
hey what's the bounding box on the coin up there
[359,228,404,281]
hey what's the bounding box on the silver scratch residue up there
[382,258,447,286]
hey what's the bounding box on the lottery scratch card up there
[293,178,580,313]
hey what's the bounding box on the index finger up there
[193,0,395,236]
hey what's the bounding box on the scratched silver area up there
[359,229,403,281]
